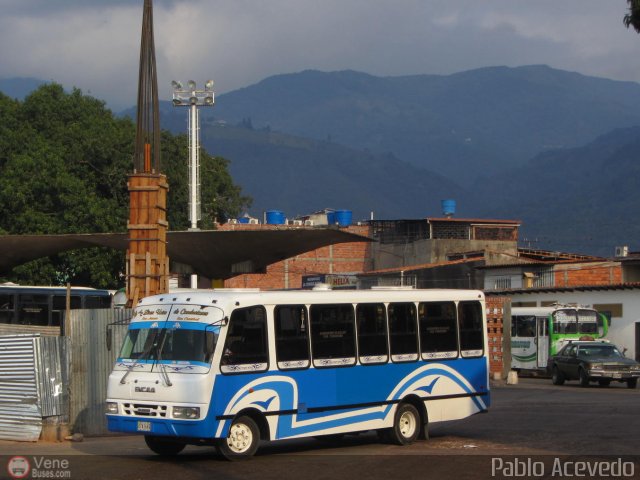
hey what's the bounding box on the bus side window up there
[274,305,310,370]
[52,295,82,326]
[18,294,49,326]
[221,306,269,373]
[356,303,388,364]
[0,294,15,324]
[388,303,418,362]
[419,301,458,360]
[310,304,356,367]
[516,316,535,337]
[458,301,484,358]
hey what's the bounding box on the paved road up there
[1,378,639,480]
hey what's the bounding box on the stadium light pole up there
[171,79,215,288]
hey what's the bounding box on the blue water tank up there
[237,216,250,224]
[326,210,336,225]
[335,210,352,227]
[266,210,285,225]
[441,199,456,217]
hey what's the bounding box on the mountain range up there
[4,65,640,256]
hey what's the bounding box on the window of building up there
[275,305,310,370]
[356,303,388,364]
[221,306,269,374]
[310,304,356,367]
[388,303,418,362]
[458,301,484,358]
[419,301,458,360]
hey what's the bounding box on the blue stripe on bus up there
[128,321,218,331]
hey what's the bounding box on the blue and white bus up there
[106,286,490,459]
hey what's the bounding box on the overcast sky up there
[1,0,638,111]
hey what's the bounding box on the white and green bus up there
[510,305,608,371]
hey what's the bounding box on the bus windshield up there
[552,308,600,335]
[119,327,218,364]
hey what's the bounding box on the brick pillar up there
[126,173,169,306]
[486,296,511,379]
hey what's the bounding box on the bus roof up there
[136,287,485,311]
[512,305,595,316]
[0,285,110,295]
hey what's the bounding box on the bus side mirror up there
[106,327,112,351]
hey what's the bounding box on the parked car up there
[547,340,640,388]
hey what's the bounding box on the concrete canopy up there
[0,229,370,279]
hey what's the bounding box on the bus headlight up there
[172,406,200,419]
[106,402,119,414]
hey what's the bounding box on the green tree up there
[624,0,640,32]
[0,84,251,288]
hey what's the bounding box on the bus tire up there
[551,366,565,385]
[579,368,590,387]
[217,415,260,461]
[144,435,186,456]
[627,378,637,389]
[388,403,420,446]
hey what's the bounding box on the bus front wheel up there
[388,403,420,446]
[144,435,186,456]
[217,415,260,460]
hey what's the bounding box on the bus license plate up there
[137,421,152,432]
[612,373,622,379]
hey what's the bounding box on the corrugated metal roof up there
[488,282,640,295]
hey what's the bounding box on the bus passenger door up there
[536,316,549,369]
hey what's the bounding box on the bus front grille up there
[123,403,168,417]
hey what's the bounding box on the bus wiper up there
[156,333,173,387]
[119,333,158,385]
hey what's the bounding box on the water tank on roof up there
[334,210,352,227]
[266,210,285,225]
[441,199,456,217]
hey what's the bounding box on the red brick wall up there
[220,224,372,289]
[554,262,622,287]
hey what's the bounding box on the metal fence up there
[0,308,131,441]
[67,309,131,436]
[0,335,49,441]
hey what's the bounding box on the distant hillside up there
[469,127,640,256]
[205,66,640,186]
[199,121,466,221]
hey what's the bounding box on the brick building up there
[219,223,372,289]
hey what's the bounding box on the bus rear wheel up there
[217,415,260,461]
[144,435,186,456]
[387,403,420,446]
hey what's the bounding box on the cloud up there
[0,0,637,110]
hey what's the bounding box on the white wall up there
[504,289,640,360]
